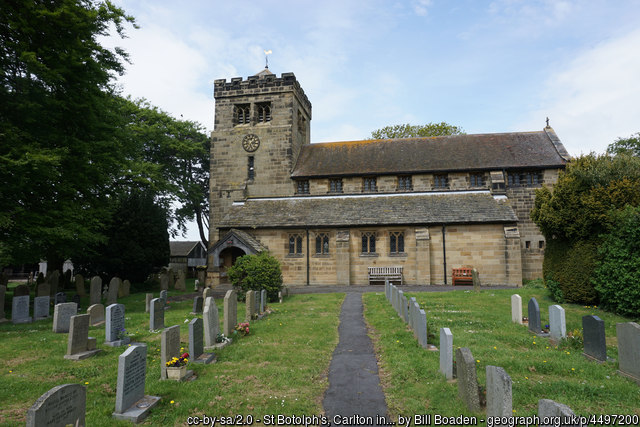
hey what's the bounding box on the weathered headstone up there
[0,285,6,322]
[189,318,215,364]
[456,347,481,412]
[159,273,169,291]
[409,297,417,335]
[26,384,86,427]
[64,314,101,360]
[72,294,81,311]
[538,399,577,427]
[417,308,428,349]
[122,279,130,297]
[254,290,259,314]
[175,269,186,291]
[12,295,32,324]
[278,290,283,303]
[53,302,77,333]
[191,296,203,315]
[486,366,512,421]
[89,276,102,305]
[440,328,453,380]
[245,290,256,321]
[549,305,566,344]
[203,287,214,301]
[105,303,130,347]
[33,296,50,320]
[161,325,193,381]
[87,303,105,326]
[145,293,153,313]
[472,268,481,291]
[203,296,228,350]
[397,290,404,318]
[13,283,30,296]
[106,277,121,305]
[36,281,50,297]
[528,297,542,334]
[223,290,237,337]
[583,315,607,362]
[47,270,60,297]
[112,344,160,423]
[401,294,409,323]
[74,274,86,297]
[150,298,164,331]
[260,289,267,313]
[159,289,168,309]
[54,292,66,305]
[167,268,175,289]
[511,294,522,324]
[616,322,640,384]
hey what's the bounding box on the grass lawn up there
[0,284,344,426]
[364,286,640,420]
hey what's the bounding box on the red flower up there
[181,352,189,359]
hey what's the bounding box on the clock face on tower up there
[241,134,260,152]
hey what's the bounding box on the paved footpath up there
[322,293,389,426]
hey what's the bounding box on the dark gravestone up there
[456,347,481,412]
[26,384,86,427]
[72,294,81,311]
[583,315,607,362]
[192,296,203,314]
[528,297,541,334]
[616,322,640,384]
[112,344,160,422]
[12,295,32,324]
[0,285,6,322]
[13,284,30,297]
[89,276,102,305]
[189,318,215,364]
[33,296,50,320]
[150,298,164,331]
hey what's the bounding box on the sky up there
[103,0,640,240]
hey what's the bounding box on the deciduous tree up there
[370,122,464,139]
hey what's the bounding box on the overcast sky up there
[104,0,640,240]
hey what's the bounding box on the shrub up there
[227,252,283,302]
[543,238,599,304]
[593,206,640,318]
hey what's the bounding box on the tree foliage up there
[607,132,640,157]
[370,122,465,139]
[0,0,136,270]
[592,206,640,318]
[227,252,283,302]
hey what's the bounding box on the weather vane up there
[264,50,272,69]
[546,117,550,127]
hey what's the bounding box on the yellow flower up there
[170,400,175,404]
[525,376,529,379]
[512,410,517,413]
[543,360,547,363]
[476,360,480,363]
[533,341,536,344]
[571,368,575,371]
[493,346,497,350]
[85,381,89,385]
[9,370,12,373]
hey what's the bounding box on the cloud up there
[413,0,433,16]
[517,27,640,155]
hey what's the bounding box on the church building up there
[206,69,570,287]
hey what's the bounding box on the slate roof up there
[170,241,203,257]
[291,128,569,178]
[219,192,518,228]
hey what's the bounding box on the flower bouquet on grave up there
[215,333,229,344]
[166,352,189,380]
[116,328,129,341]
[235,322,250,336]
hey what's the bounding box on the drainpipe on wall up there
[306,228,310,286]
[442,224,447,285]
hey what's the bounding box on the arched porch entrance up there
[218,246,246,283]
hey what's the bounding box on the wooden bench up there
[452,267,473,286]
[368,266,403,285]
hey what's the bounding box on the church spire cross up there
[264,49,272,69]
[546,117,550,127]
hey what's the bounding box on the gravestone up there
[456,347,481,412]
[113,344,160,423]
[254,290,259,314]
[47,270,60,297]
[538,399,577,426]
[105,304,130,347]
[89,276,102,305]
[189,318,216,364]
[122,280,131,297]
[417,309,428,349]
[150,298,164,331]
[549,305,566,344]
[616,322,640,384]
[278,291,283,303]
[472,268,481,291]
[0,285,6,322]
[72,294,81,311]
[203,287,214,301]
[74,274,86,297]
[167,268,175,289]
[145,293,153,313]
[486,366,512,420]
[36,281,50,297]
[191,296,203,315]
[385,279,390,301]
[159,273,169,291]
[54,292,66,305]
[511,294,522,324]
[26,384,86,427]
[33,296,50,320]
[64,314,101,360]
[401,294,409,323]
[106,277,121,305]
[87,303,105,326]
[12,295,32,324]
[246,290,256,321]
[13,283,30,296]
[440,328,453,380]
[223,290,237,337]
[583,315,607,362]
[397,290,404,318]
[203,296,229,350]
[175,269,186,291]
[260,289,267,313]
[53,302,77,333]
[528,297,542,334]
[409,297,418,336]
[159,289,168,309]
[161,325,193,381]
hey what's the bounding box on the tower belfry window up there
[234,104,250,125]
[257,102,271,123]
